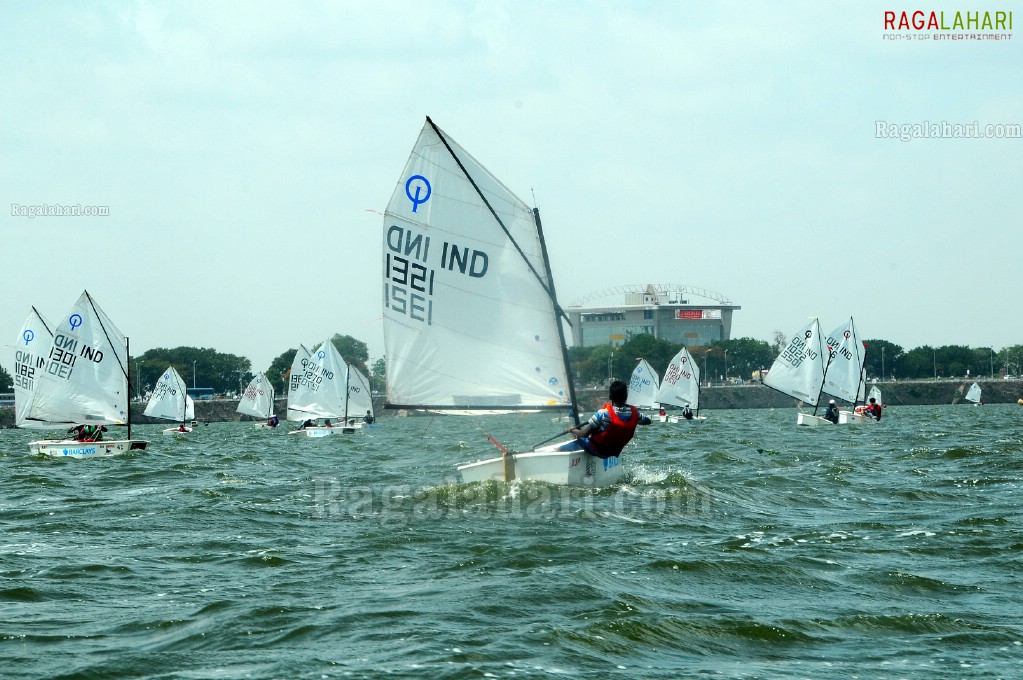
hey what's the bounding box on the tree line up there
[4,334,1022,396]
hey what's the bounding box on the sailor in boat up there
[557,380,651,458]
[323,419,333,428]
[824,399,840,424]
[864,397,883,421]
[266,414,279,428]
[299,419,313,429]
[70,424,108,442]
[681,405,694,420]
[363,410,374,425]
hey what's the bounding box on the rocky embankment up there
[2,380,1021,427]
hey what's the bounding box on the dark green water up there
[3,406,1022,679]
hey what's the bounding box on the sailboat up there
[286,345,312,422]
[655,347,706,423]
[763,318,828,426]
[144,366,195,433]
[384,117,623,486]
[22,291,149,457]
[344,363,374,428]
[237,371,277,427]
[965,382,982,405]
[286,339,350,437]
[628,359,660,412]
[820,317,870,425]
[13,308,73,431]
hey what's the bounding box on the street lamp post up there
[703,350,710,387]
[192,360,196,390]
[723,349,728,382]
[881,346,885,381]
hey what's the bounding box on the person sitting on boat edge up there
[681,404,694,420]
[299,419,313,429]
[363,410,374,424]
[69,424,107,442]
[266,414,279,428]
[865,397,883,421]
[824,399,840,424]
[557,379,651,459]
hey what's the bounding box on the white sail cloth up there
[382,119,571,410]
[144,366,191,422]
[656,347,701,409]
[764,318,826,406]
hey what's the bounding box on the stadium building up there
[566,284,740,348]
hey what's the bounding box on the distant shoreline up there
[2,379,1019,427]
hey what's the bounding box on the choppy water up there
[2,405,1022,679]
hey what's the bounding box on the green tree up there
[328,334,370,374]
[0,363,12,391]
[995,344,1023,377]
[370,357,386,394]
[861,339,903,380]
[267,348,301,396]
[136,347,252,396]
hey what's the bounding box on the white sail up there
[286,339,347,421]
[144,366,190,422]
[12,307,75,429]
[286,345,311,421]
[867,384,882,404]
[238,372,275,419]
[763,319,826,405]
[628,359,660,409]
[655,347,701,409]
[822,317,865,403]
[185,395,195,421]
[346,364,373,420]
[25,291,132,426]
[382,118,571,411]
[965,382,982,404]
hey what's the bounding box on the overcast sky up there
[3,1,1021,373]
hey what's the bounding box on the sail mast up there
[532,207,581,427]
[343,363,351,424]
[127,337,133,441]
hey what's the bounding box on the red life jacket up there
[587,403,639,458]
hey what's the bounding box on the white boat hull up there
[797,413,831,427]
[657,414,707,424]
[458,443,625,487]
[162,426,192,434]
[29,439,149,458]
[839,409,871,425]
[288,425,358,437]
